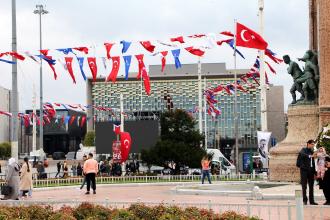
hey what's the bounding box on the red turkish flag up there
[69,115,76,125]
[236,22,268,50]
[135,54,151,95]
[185,47,205,57]
[113,124,121,135]
[104,43,114,59]
[87,57,98,82]
[135,54,146,79]
[170,36,185,43]
[140,41,156,53]
[160,51,168,72]
[73,47,89,54]
[80,116,86,127]
[106,56,120,82]
[120,132,132,163]
[40,49,49,56]
[64,57,76,83]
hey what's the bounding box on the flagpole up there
[204,77,207,150]
[120,93,124,132]
[198,58,203,138]
[258,0,267,132]
[234,19,239,174]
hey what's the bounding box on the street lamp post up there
[34,5,48,152]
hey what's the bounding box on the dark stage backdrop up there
[95,120,159,154]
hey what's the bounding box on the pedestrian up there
[55,161,61,178]
[36,161,46,179]
[296,139,318,205]
[19,157,33,198]
[62,161,68,178]
[3,158,20,200]
[80,155,88,189]
[83,153,98,194]
[77,162,83,176]
[71,162,77,176]
[316,147,327,180]
[201,156,212,184]
[136,161,140,174]
[319,156,330,205]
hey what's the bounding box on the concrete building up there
[87,63,285,170]
[0,86,10,143]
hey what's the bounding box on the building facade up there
[87,63,285,163]
[0,86,10,143]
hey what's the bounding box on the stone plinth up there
[269,104,319,182]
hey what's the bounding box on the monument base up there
[269,104,319,182]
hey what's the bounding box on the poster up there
[257,131,271,168]
[112,140,122,163]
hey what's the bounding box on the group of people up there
[2,157,33,200]
[297,139,330,205]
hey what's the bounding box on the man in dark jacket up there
[320,156,330,205]
[296,139,318,205]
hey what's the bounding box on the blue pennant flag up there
[227,40,245,59]
[77,57,87,81]
[56,48,74,55]
[123,55,132,80]
[36,55,56,65]
[64,116,71,124]
[171,49,182,69]
[120,40,131,53]
[0,59,16,64]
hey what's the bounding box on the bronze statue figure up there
[296,50,319,102]
[283,55,304,104]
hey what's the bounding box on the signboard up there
[112,140,122,163]
[242,152,251,172]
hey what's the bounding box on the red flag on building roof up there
[236,22,268,50]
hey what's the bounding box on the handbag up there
[1,184,12,196]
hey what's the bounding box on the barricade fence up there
[0,173,264,188]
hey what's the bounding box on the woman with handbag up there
[3,158,20,200]
[19,157,33,198]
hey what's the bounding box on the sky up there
[0,0,309,112]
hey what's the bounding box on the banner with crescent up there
[120,131,132,163]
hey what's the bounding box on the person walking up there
[296,139,318,205]
[19,157,33,198]
[3,158,20,200]
[77,162,83,176]
[201,156,212,184]
[62,161,68,178]
[83,153,98,195]
[71,162,77,176]
[55,161,61,178]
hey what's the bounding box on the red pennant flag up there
[64,57,76,83]
[212,85,224,93]
[265,61,276,74]
[0,110,12,117]
[216,39,232,46]
[45,55,57,80]
[6,52,25,61]
[235,83,247,93]
[40,49,49,56]
[120,131,132,163]
[143,70,151,96]
[113,124,121,135]
[80,116,86,127]
[87,57,98,82]
[160,51,168,72]
[188,34,206,38]
[135,54,146,79]
[69,115,76,125]
[236,22,268,50]
[220,31,234,37]
[140,41,156,53]
[61,115,65,124]
[185,47,205,57]
[106,56,120,82]
[170,36,185,43]
[104,43,114,59]
[73,47,89,54]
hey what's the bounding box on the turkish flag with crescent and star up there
[236,22,268,50]
[64,57,76,84]
[120,131,132,163]
[87,57,98,82]
[106,56,120,82]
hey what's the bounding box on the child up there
[317,147,328,180]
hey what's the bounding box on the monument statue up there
[296,50,319,102]
[283,55,304,104]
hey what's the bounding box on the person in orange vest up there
[83,153,98,194]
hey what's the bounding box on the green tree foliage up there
[83,131,95,146]
[0,142,11,159]
[142,109,205,174]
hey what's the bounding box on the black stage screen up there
[95,120,159,154]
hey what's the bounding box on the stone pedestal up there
[269,104,319,182]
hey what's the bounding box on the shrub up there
[83,131,95,146]
[0,142,11,159]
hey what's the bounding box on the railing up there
[0,198,328,220]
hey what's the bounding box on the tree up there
[83,131,95,146]
[0,142,11,159]
[141,109,205,174]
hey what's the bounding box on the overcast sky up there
[0,0,309,111]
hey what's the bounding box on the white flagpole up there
[120,93,124,132]
[198,58,203,136]
[258,0,268,132]
[234,19,239,174]
[204,77,207,150]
